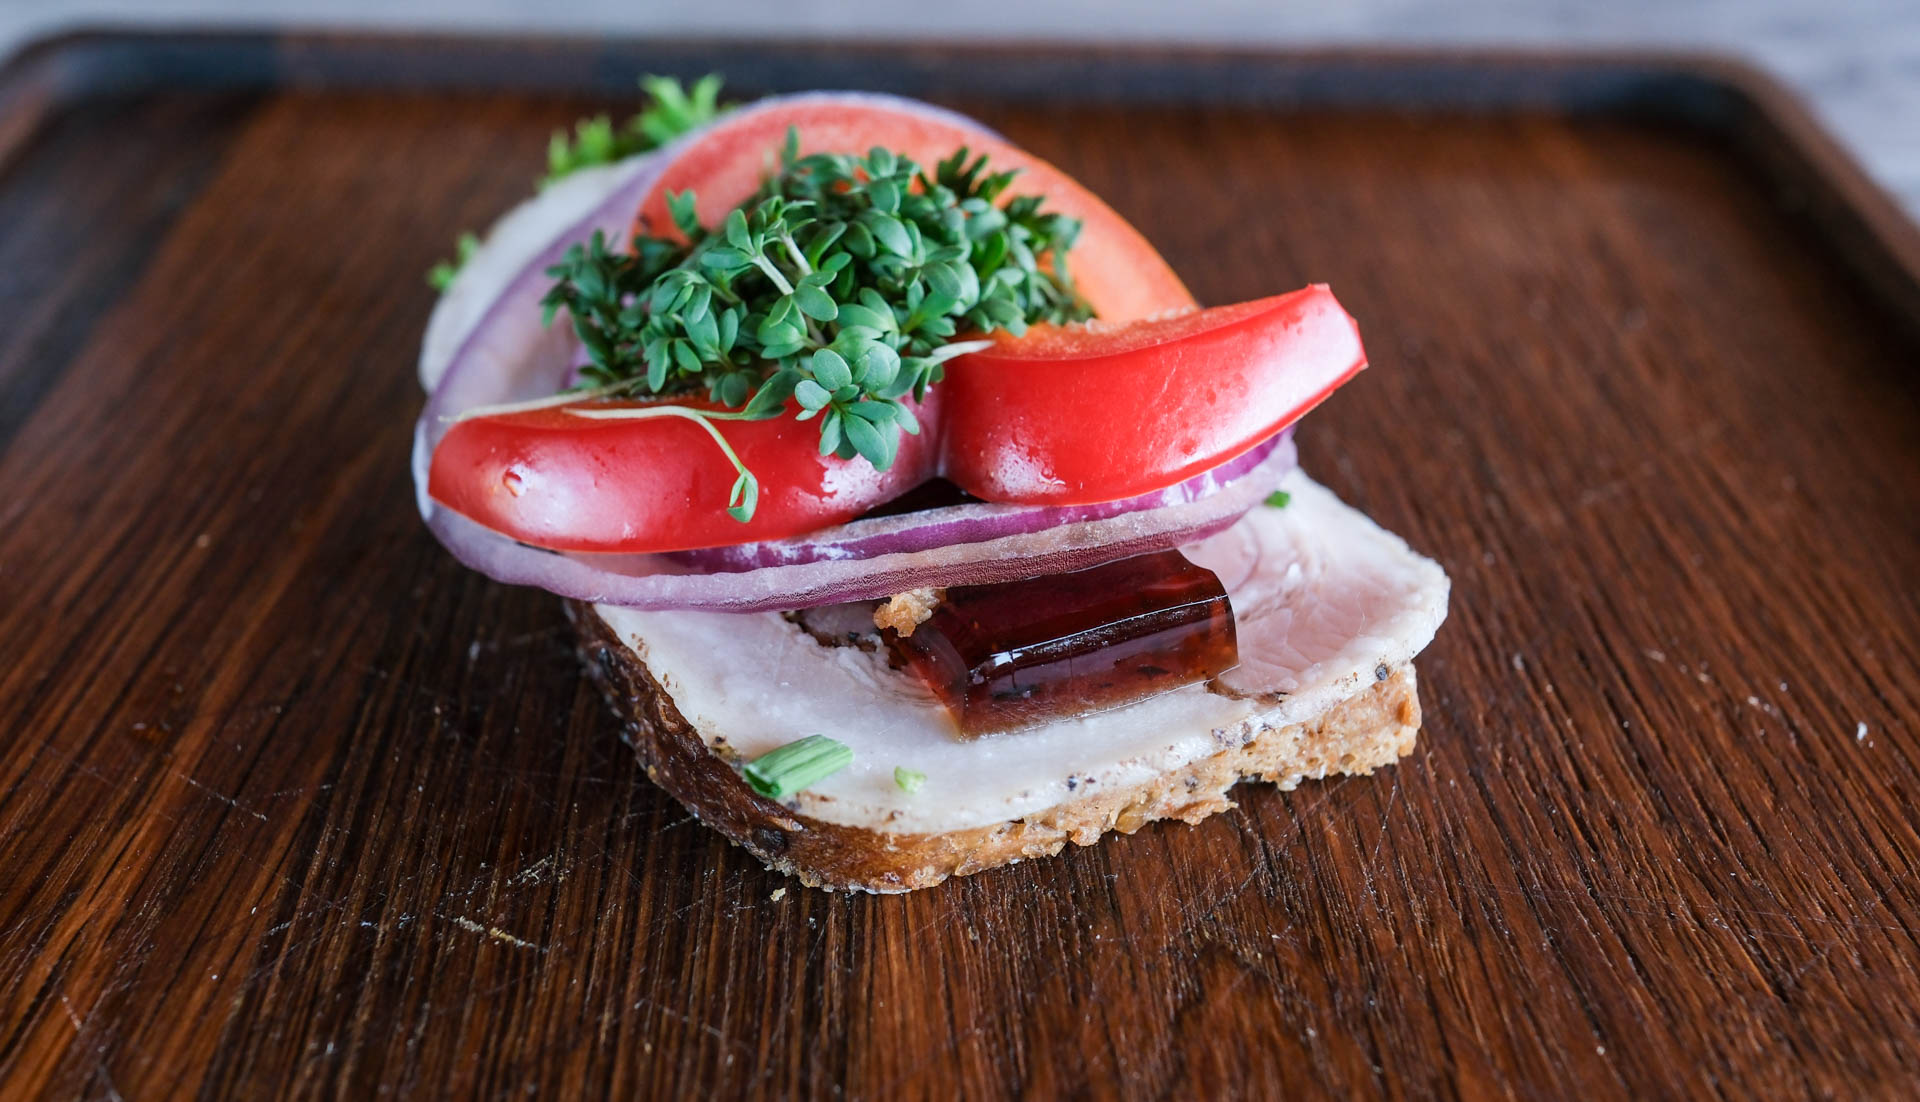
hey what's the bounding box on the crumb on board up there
[874,588,944,637]
[769,887,786,902]
[1857,721,1869,743]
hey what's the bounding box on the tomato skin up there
[628,95,1197,324]
[428,396,936,554]
[937,285,1366,505]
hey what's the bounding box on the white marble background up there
[2,1,1915,217]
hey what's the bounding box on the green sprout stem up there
[445,382,633,423]
[752,254,797,295]
[567,404,761,521]
[779,234,812,276]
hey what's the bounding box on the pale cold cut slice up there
[1183,477,1448,700]
[580,470,1450,891]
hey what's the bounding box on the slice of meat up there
[1182,477,1448,699]
[591,471,1449,837]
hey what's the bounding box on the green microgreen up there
[540,136,1090,521]
[427,231,481,292]
[893,766,926,794]
[543,74,727,188]
[427,75,727,291]
[743,735,854,800]
[1264,490,1292,509]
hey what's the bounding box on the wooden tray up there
[2,32,1916,1100]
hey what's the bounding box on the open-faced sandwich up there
[415,79,1449,892]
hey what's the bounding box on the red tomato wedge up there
[939,285,1366,504]
[430,394,940,554]
[628,94,1196,323]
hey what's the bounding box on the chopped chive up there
[742,735,852,799]
[894,766,926,794]
[1264,490,1291,509]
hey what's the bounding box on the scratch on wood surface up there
[58,988,125,1102]
[1780,865,1920,991]
[58,992,84,1032]
[445,914,543,952]
[1416,870,1913,949]
[1362,778,1403,888]
[172,771,269,823]
[877,777,1365,1095]
[494,779,653,895]
[19,744,393,1001]
[630,995,758,1060]
[464,626,568,658]
[257,783,335,800]
[1642,646,1717,684]
[505,855,560,887]
[655,812,703,834]
[351,662,464,709]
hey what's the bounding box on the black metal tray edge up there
[1,28,1915,336]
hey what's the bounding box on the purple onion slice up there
[412,92,1291,613]
[415,437,1292,613]
[669,431,1290,573]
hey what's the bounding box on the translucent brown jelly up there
[887,549,1239,737]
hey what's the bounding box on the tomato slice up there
[938,285,1366,504]
[629,94,1196,323]
[428,396,937,554]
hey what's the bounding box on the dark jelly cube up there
[888,549,1238,736]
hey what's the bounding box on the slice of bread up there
[572,600,1422,893]
[562,472,1448,893]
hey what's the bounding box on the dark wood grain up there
[2,34,1917,1101]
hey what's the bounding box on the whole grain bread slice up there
[569,601,1422,893]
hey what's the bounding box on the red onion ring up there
[419,439,1292,613]
[412,91,1287,613]
[668,430,1291,573]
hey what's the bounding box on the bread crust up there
[569,601,1422,893]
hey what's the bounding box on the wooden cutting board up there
[2,33,1917,1100]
